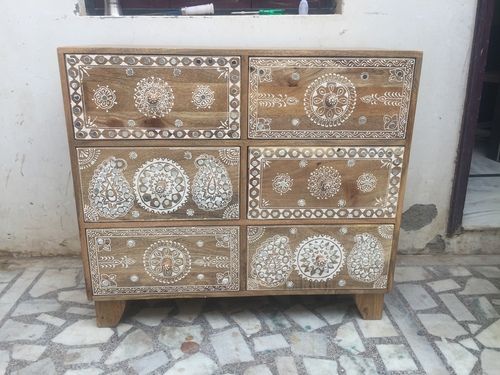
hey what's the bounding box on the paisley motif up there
[192,154,233,211]
[251,235,293,288]
[88,157,134,219]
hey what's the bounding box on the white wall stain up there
[0,0,478,255]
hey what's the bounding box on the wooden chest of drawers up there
[58,48,421,327]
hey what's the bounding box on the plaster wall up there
[0,0,477,255]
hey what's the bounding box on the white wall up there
[0,0,477,256]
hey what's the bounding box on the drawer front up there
[248,56,416,139]
[248,146,403,220]
[64,53,241,140]
[247,224,393,291]
[78,147,240,222]
[87,226,239,296]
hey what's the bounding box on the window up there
[84,0,337,15]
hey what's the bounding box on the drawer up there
[248,146,403,220]
[63,53,241,140]
[248,56,417,139]
[247,224,393,291]
[78,147,240,222]
[87,226,240,296]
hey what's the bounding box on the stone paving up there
[0,255,499,374]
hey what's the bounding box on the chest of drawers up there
[58,48,421,327]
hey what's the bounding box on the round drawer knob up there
[130,275,139,283]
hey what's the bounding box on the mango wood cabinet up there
[58,48,421,327]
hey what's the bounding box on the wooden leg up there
[94,300,126,327]
[354,294,384,320]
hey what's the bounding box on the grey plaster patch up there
[401,204,438,231]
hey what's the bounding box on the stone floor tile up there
[493,299,500,305]
[338,354,376,375]
[290,331,327,357]
[303,357,338,375]
[231,310,262,336]
[315,303,348,325]
[476,319,500,348]
[13,358,56,375]
[174,300,203,323]
[376,344,418,371]
[473,297,500,319]
[275,356,299,375]
[29,269,77,298]
[12,299,61,316]
[397,284,437,310]
[203,311,230,330]
[418,313,468,339]
[64,368,102,375]
[468,323,482,334]
[429,266,472,277]
[209,327,254,366]
[427,278,461,293]
[285,304,326,331]
[116,323,133,337]
[133,307,172,327]
[459,338,480,351]
[262,311,291,331]
[66,306,95,316]
[356,312,398,337]
[64,347,103,365]
[0,319,46,342]
[130,351,169,375]
[0,283,7,294]
[53,319,113,345]
[436,341,478,375]
[394,266,432,282]
[57,289,90,304]
[0,270,40,320]
[158,325,203,352]
[481,348,500,375]
[243,364,272,375]
[385,294,449,375]
[0,350,8,375]
[439,293,476,321]
[36,313,65,327]
[105,329,153,365]
[165,352,217,375]
[473,266,500,278]
[0,270,19,283]
[11,344,46,361]
[333,322,365,354]
[253,334,289,352]
[460,278,500,295]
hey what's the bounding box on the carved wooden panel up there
[248,56,416,139]
[247,224,393,291]
[87,226,240,296]
[77,147,240,222]
[64,54,241,140]
[248,146,403,220]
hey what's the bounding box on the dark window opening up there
[84,0,337,15]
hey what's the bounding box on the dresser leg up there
[354,294,384,320]
[94,300,126,327]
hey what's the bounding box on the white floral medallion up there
[88,157,134,219]
[294,235,345,282]
[307,166,342,199]
[92,85,117,112]
[143,240,191,284]
[133,158,189,214]
[356,172,377,193]
[347,233,385,283]
[251,235,293,288]
[272,173,293,195]
[304,73,357,127]
[192,154,233,211]
[191,85,215,109]
[134,76,174,118]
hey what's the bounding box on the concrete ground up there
[0,255,499,374]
